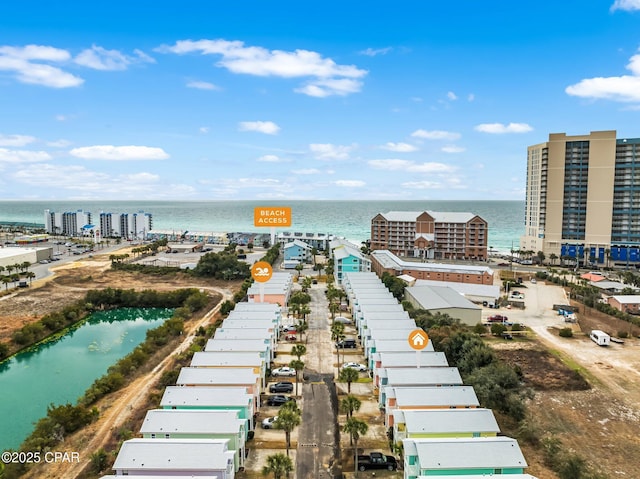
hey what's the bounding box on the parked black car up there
[269,382,294,393]
[266,395,296,406]
[357,452,398,471]
[335,338,357,349]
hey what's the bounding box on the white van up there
[590,330,610,346]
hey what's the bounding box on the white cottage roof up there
[113,438,232,471]
[176,367,258,386]
[160,386,252,408]
[405,436,527,470]
[140,409,243,435]
[386,367,462,386]
[399,408,499,435]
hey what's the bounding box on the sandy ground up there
[489,275,640,478]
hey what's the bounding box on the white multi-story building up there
[45,209,152,239]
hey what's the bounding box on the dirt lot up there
[488,277,640,479]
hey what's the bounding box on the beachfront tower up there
[521,130,640,266]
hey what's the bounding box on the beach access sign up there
[254,206,292,227]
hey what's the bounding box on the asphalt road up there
[295,279,341,478]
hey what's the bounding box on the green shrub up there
[559,327,573,338]
[473,323,487,334]
[490,323,507,336]
[618,331,629,339]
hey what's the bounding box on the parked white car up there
[342,362,367,372]
[261,416,278,429]
[272,366,296,377]
[334,316,353,325]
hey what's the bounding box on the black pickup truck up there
[356,452,398,471]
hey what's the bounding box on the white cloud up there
[441,145,466,153]
[199,127,210,134]
[566,51,640,103]
[411,129,461,141]
[238,121,280,135]
[611,0,640,11]
[74,45,155,70]
[0,134,36,147]
[13,164,109,188]
[257,154,289,162]
[379,142,418,153]
[291,168,321,175]
[467,93,475,102]
[121,172,160,182]
[402,180,443,189]
[295,77,362,97]
[359,47,392,57]
[0,148,51,163]
[229,177,286,188]
[186,80,220,90]
[447,91,458,101]
[158,39,367,97]
[0,44,83,88]
[55,114,68,121]
[474,122,533,134]
[310,143,355,160]
[368,159,456,173]
[70,145,170,160]
[334,180,365,187]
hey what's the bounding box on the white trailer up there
[590,329,610,346]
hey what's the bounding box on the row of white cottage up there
[343,271,538,479]
[102,273,294,479]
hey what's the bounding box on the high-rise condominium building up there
[370,211,488,261]
[521,130,640,265]
[45,209,153,240]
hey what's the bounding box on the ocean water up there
[0,200,523,253]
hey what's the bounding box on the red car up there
[487,314,508,323]
[285,334,297,341]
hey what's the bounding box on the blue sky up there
[1,0,640,201]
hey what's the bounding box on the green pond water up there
[0,308,174,451]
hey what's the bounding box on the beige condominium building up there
[370,211,488,260]
[521,130,640,266]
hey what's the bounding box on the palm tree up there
[299,305,311,322]
[275,403,301,456]
[344,417,369,473]
[604,248,611,269]
[338,367,360,394]
[331,322,345,367]
[295,320,309,343]
[295,263,304,279]
[262,453,294,479]
[301,276,313,292]
[291,344,307,361]
[340,394,362,420]
[549,253,558,265]
[289,359,305,397]
[25,271,36,284]
[1,276,10,290]
[314,262,324,278]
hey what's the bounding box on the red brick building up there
[370,211,488,261]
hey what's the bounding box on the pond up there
[0,308,174,451]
